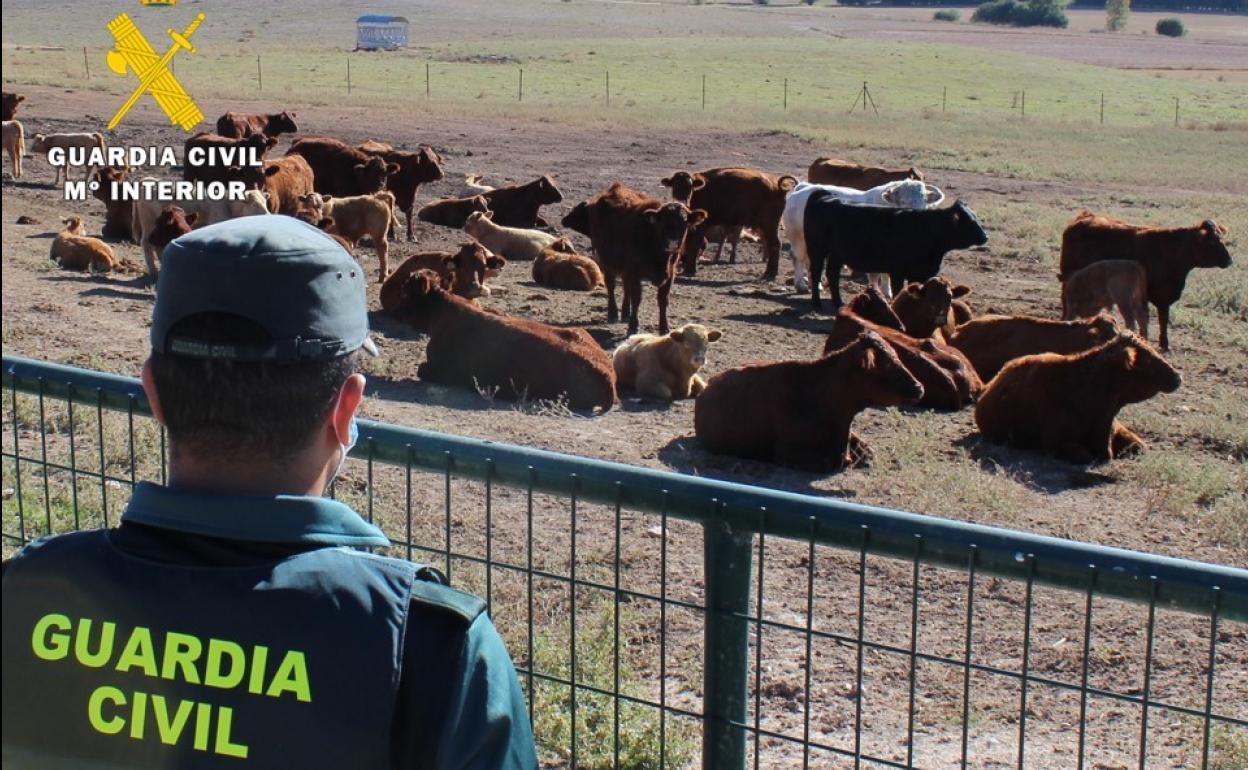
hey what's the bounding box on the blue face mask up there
[327,418,359,494]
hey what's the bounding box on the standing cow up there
[215,111,299,139]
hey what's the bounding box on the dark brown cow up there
[147,206,197,252]
[569,183,707,335]
[891,277,973,339]
[388,269,616,412]
[1059,210,1233,350]
[381,243,506,310]
[261,155,314,215]
[807,157,923,189]
[532,239,604,291]
[661,167,796,279]
[975,333,1181,464]
[417,195,490,229]
[561,201,591,237]
[89,166,135,242]
[695,331,924,472]
[182,132,275,185]
[947,312,1121,382]
[357,142,444,241]
[848,286,905,330]
[476,176,563,229]
[2,91,25,121]
[215,110,299,139]
[285,137,399,198]
[824,307,983,411]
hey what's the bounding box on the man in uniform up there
[2,216,538,769]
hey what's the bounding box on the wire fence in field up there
[3,355,1247,769]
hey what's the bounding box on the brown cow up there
[476,176,563,229]
[215,110,299,139]
[891,277,973,339]
[389,269,616,412]
[947,312,1121,382]
[661,167,796,279]
[825,307,982,411]
[147,206,197,253]
[975,333,1181,464]
[573,183,708,335]
[2,91,25,121]
[533,238,604,291]
[696,331,924,472]
[285,137,399,199]
[1059,211,1232,350]
[381,243,506,311]
[848,286,905,331]
[1062,260,1149,338]
[357,142,444,240]
[293,212,355,254]
[261,155,315,215]
[182,132,275,185]
[90,166,136,242]
[417,195,491,229]
[807,157,923,190]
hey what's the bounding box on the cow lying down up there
[389,269,617,413]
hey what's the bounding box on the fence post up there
[1021,89,1026,119]
[1100,92,1105,125]
[783,78,788,111]
[83,47,90,80]
[605,69,610,107]
[702,516,753,770]
[702,74,706,110]
[347,57,351,95]
[942,85,947,113]
[426,62,430,98]
[518,68,523,102]
[257,55,262,93]
[1174,97,1179,127]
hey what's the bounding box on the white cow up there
[783,179,944,297]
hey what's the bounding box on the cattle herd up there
[1,90,1236,473]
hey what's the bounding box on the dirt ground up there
[2,74,1244,767]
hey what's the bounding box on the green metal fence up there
[3,354,1246,769]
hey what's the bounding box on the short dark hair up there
[149,313,360,460]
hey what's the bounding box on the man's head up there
[141,216,374,492]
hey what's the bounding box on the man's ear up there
[140,358,168,427]
[330,373,367,447]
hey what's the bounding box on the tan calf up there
[1062,260,1149,339]
[532,239,604,291]
[300,191,396,282]
[2,120,24,179]
[612,323,722,400]
[463,210,558,262]
[51,216,117,272]
[29,132,105,185]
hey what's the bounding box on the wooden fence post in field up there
[942,85,947,113]
[83,47,90,79]
[347,57,352,95]
[518,68,523,102]
[1021,89,1026,119]
[1100,92,1105,125]
[257,55,262,92]
[605,70,610,107]
[783,78,788,111]
[426,62,430,98]
[702,74,706,110]
[1174,97,1180,127]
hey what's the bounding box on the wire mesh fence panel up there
[3,355,1245,770]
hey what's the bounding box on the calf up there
[381,243,506,311]
[533,239,604,291]
[807,157,922,189]
[2,91,25,121]
[975,333,1180,464]
[215,110,299,139]
[132,187,270,277]
[783,179,945,295]
[183,132,275,185]
[389,269,617,412]
[261,154,315,215]
[803,196,988,310]
[459,174,493,197]
[90,167,136,241]
[293,213,355,254]
[1059,211,1232,350]
[463,210,558,261]
[825,307,983,411]
[357,142,444,240]
[300,191,396,281]
[947,312,1120,382]
[476,175,563,228]
[891,277,973,339]
[51,216,117,273]
[1062,260,1149,338]
[147,207,197,253]
[3,119,24,179]
[696,331,923,472]
[612,323,722,401]
[285,137,399,198]
[661,167,796,279]
[417,195,491,229]
[29,132,105,185]
[577,182,707,335]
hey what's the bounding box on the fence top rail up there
[5,354,1245,621]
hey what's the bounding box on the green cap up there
[151,216,377,362]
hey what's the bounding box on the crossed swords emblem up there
[105,11,206,131]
